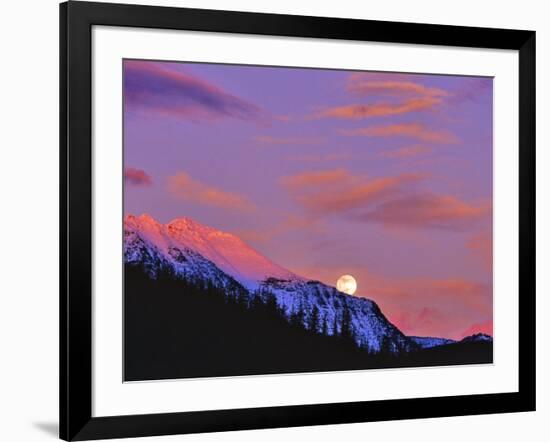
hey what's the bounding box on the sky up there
[123,59,493,341]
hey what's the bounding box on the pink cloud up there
[315,97,442,120]
[341,123,458,144]
[124,167,152,186]
[281,169,426,215]
[312,72,450,120]
[281,169,351,188]
[379,145,432,159]
[348,72,491,107]
[282,168,488,232]
[356,193,490,231]
[168,172,255,212]
[348,79,449,98]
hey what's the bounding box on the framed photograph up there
[60,1,535,440]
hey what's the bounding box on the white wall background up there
[0,0,546,441]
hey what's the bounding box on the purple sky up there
[124,59,493,340]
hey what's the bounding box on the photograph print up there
[123,59,493,382]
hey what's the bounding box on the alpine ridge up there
[125,213,417,354]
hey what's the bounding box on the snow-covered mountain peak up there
[168,216,218,233]
[461,333,493,343]
[123,213,426,354]
[126,213,160,227]
[125,214,298,289]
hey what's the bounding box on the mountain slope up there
[410,336,456,349]
[460,333,493,343]
[257,277,414,353]
[124,213,417,354]
[125,214,296,289]
[125,217,247,296]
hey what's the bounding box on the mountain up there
[257,277,414,353]
[460,333,493,343]
[125,214,296,289]
[410,336,456,349]
[125,215,247,295]
[407,333,493,356]
[410,333,493,350]
[124,213,417,354]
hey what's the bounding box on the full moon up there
[336,274,357,295]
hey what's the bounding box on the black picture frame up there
[60,1,536,440]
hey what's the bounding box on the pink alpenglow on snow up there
[125,214,298,289]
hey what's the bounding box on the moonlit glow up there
[336,274,357,295]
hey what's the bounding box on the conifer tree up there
[309,305,320,334]
[340,305,354,344]
[290,301,305,329]
[321,313,329,336]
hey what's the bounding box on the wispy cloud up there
[341,123,458,144]
[347,72,491,106]
[312,72,449,120]
[347,77,449,99]
[282,169,352,189]
[124,60,263,122]
[282,167,488,231]
[124,167,152,186]
[168,172,255,212]
[314,97,441,120]
[354,193,490,230]
[379,145,432,159]
[281,169,425,215]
